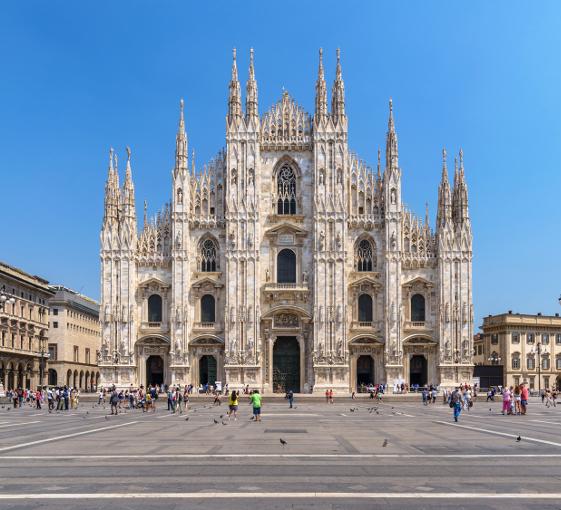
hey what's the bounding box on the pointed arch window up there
[277,165,297,215]
[200,238,218,272]
[356,239,375,272]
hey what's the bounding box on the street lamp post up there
[39,349,50,387]
[531,342,548,394]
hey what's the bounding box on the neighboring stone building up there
[479,312,561,391]
[47,286,101,391]
[99,49,474,392]
[0,261,54,391]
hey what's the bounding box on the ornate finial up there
[113,152,118,170]
[377,148,382,178]
[191,148,196,173]
[250,47,254,66]
[143,200,148,227]
[389,97,393,113]
[232,47,236,61]
[179,98,184,118]
[459,147,464,167]
[442,147,447,164]
[425,202,429,225]
[108,147,114,171]
[126,146,131,161]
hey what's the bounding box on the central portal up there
[273,336,300,393]
[146,355,164,387]
[199,355,217,387]
[409,355,427,387]
[356,355,374,389]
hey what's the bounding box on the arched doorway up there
[199,355,217,387]
[356,355,374,389]
[410,355,427,387]
[273,336,300,393]
[146,355,164,387]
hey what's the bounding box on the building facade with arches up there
[99,49,474,392]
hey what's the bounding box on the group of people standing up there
[6,386,80,411]
[501,384,529,415]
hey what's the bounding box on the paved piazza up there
[0,397,560,509]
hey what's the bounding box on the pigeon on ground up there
[280,438,287,446]
[185,417,189,421]
[220,415,224,419]
[7,408,10,411]
[489,408,492,412]
[222,421,228,425]
[382,439,388,447]
[516,435,521,442]
[213,418,219,424]
[350,408,355,412]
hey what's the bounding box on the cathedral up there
[99,49,474,393]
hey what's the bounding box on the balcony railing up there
[148,322,161,328]
[358,321,373,328]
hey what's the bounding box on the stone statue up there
[177,188,183,204]
[302,271,308,284]
[319,230,325,250]
[266,268,270,282]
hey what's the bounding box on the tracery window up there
[200,238,218,272]
[356,239,375,272]
[277,165,297,215]
[148,294,162,323]
[277,249,296,283]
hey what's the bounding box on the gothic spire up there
[103,147,119,226]
[331,48,346,122]
[315,48,327,120]
[245,48,258,120]
[437,148,452,229]
[122,146,136,220]
[143,200,148,229]
[453,148,469,224]
[385,98,399,170]
[228,48,242,123]
[175,98,188,174]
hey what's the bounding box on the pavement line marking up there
[435,420,561,448]
[0,421,41,429]
[2,492,561,500]
[262,413,319,417]
[4,453,561,460]
[0,421,139,453]
[531,419,561,425]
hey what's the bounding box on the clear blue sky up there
[1,1,560,328]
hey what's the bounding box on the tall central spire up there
[175,98,188,174]
[331,48,345,121]
[245,48,258,120]
[385,99,399,170]
[315,48,327,120]
[228,48,242,123]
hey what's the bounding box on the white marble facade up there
[99,49,474,392]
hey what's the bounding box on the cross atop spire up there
[315,48,327,120]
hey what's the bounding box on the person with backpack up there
[450,387,462,422]
[109,387,119,415]
[250,389,262,422]
[286,389,294,409]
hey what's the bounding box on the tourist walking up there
[286,389,294,409]
[110,387,119,415]
[451,387,462,422]
[502,386,512,415]
[228,390,239,421]
[250,389,262,422]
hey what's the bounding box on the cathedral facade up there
[99,49,474,393]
